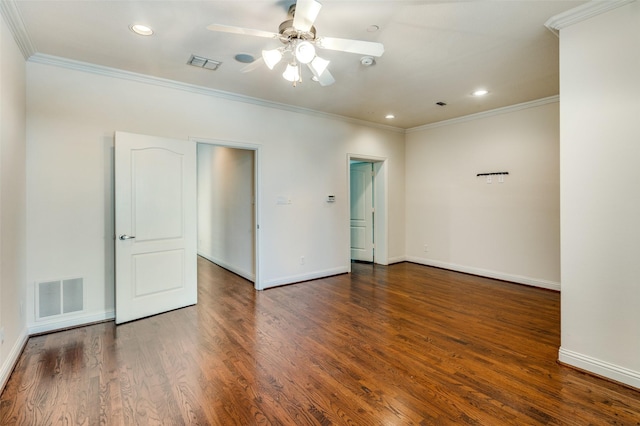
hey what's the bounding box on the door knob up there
[119,234,136,240]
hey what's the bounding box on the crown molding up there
[405,95,559,134]
[0,0,36,58]
[27,53,405,134]
[545,0,636,35]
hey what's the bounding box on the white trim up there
[387,256,407,265]
[405,256,561,291]
[261,266,349,290]
[191,136,262,290]
[27,53,405,134]
[191,137,262,152]
[559,347,640,390]
[0,0,36,58]
[545,0,636,35]
[28,310,115,336]
[0,327,28,393]
[347,154,389,268]
[198,253,255,283]
[406,96,559,134]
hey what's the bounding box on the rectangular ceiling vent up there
[36,277,84,320]
[187,54,222,71]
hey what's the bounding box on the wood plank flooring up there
[2,258,639,425]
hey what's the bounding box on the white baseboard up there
[198,253,255,282]
[0,327,28,393]
[559,347,640,390]
[386,255,407,265]
[261,266,349,290]
[28,310,115,336]
[405,256,561,291]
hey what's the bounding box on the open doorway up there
[350,161,374,262]
[348,154,388,267]
[195,139,261,289]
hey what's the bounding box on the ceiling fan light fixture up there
[295,41,316,64]
[282,63,300,82]
[262,48,283,70]
[309,56,330,77]
[206,0,384,88]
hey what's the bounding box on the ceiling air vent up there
[187,54,222,71]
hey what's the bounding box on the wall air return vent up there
[36,277,84,320]
[187,54,222,71]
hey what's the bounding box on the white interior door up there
[350,162,374,262]
[115,131,197,324]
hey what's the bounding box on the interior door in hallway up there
[350,162,374,262]
[115,131,197,324]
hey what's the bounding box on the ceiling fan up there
[207,0,384,87]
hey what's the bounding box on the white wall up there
[197,144,255,281]
[0,13,28,389]
[405,100,560,289]
[25,59,405,331]
[558,1,640,388]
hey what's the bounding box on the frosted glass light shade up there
[282,64,300,82]
[295,41,316,64]
[262,48,283,70]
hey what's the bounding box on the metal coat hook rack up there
[476,172,509,177]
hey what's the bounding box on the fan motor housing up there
[278,19,316,41]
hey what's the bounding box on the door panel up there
[133,149,184,241]
[350,162,374,262]
[133,250,185,296]
[115,132,197,324]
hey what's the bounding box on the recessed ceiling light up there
[367,25,380,33]
[385,114,395,119]
[472,89,489,96]
[130,24,154,36]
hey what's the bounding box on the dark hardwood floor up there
[2,258,639,425]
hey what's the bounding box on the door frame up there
[191,137,262,290]
[347,154,388,269]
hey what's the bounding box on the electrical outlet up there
[300,256,305,265]
[0,327,5,344]
[486,176,492,184]
[424,245,428,252]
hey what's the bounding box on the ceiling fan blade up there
[316,36,384,57]
[307,63,335,86]
[316,69,335,87]
[293,0,322,32]
[207,24,278,39]
[240,57,264,73]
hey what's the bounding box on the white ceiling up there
[7,0,584,129]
